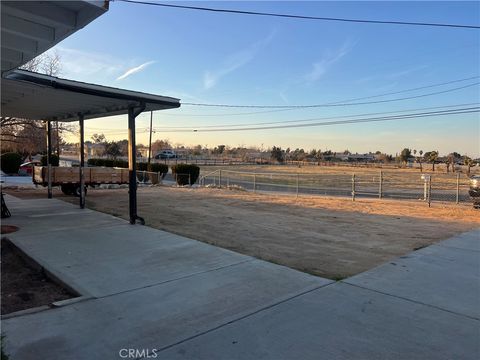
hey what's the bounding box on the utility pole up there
[147,111,153,168]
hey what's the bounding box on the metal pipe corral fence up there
[197,169,473,206]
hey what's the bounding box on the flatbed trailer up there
[33,166,129,196]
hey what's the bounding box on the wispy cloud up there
[54,47,155,84]
[386,65,428,79]
[304,41,354,83]
[55,47,124,77]
[116,61,155,80]
[203,31,276,90]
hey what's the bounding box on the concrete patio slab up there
[2,195,478,360]
[2,195,122,235]
[434,228,480,252]
[344,231,480,319]
[3,259,329,360]
[157,282,479,360]
[10,223,259,297]
[4,196,262,297]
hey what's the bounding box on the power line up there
[153,103,480,129]
[324,77,480,105]
[117,0,480,30]
[182,82,480,109]
[161,76,480,116]
[152,107,480,133]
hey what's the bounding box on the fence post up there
[219,170,222,188]
[423,178,428,201]
[379,171,383,199]
[189,173,191,186]
[352,173,356,201]
[428,175,432,207]
[175,173,178,186]
[296,174,299,198]
[157,171,161,184]
[253,173,256,192]
[456,173,460,204]
[143,170,146,184]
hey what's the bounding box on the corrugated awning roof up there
[1,69,181,122]
[1,1,109,73]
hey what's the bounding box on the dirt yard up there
[1,238,74,315]
[7,186,479,279]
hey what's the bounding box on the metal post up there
[424,179,428,201]
[296,174,299,198]
[157,171,161,184]
[428,176,432,208]
[456,173,460,204]
[219,170,222,188]
[352,173,356,201]
[379,171,383,199]
[46,121,52,199]
[128,103,146,225]
[147,111,153,169]
[79,114,85,208]
[253,173,256,192]
[55,121,60,156]
[189,173,191,186]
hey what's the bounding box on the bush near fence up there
[41,154,59,167]
[0,152,23,174]
[171,164,200,185]
[87,158,128,168]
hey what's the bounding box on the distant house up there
[86,142,105,157]
[137,146,149,158]
[338,153,376,162]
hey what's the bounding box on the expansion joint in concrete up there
[340,281,480,322]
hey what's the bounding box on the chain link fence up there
[199,169,473,205]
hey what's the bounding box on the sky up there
[57,0,480,156]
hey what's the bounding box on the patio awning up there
[1,69,181,121]
[1,1,109,73]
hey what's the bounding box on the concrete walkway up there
[1,195,479,359]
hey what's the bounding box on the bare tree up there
[2,51,76,156]
[91,133,106,144]
[41,51,62,77]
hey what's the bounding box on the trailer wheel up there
[61,184,74,195]
[73,185,88,197]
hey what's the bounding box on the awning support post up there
[128,102,146,225]
[79,113,85,209]
[46,121,52,199]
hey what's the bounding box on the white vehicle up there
[469,175,480,209]
[155,150,176,159]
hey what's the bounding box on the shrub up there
[87,158,127,168]
[0,153,22,174]
[171,164,200,185]
[137,162,168,174]
[40,154,59,167]
[137,163,169,184]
